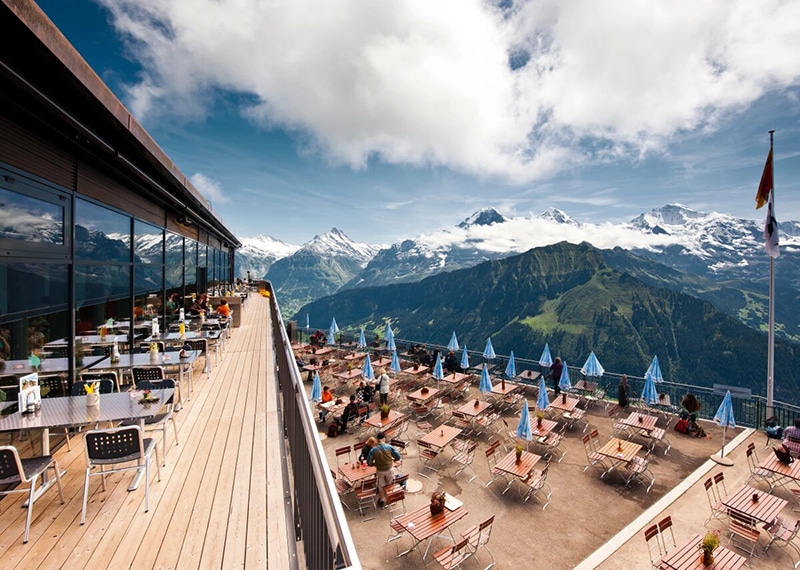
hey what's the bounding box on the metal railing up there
[269,286,361,570]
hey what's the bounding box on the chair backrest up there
[476,515,494,547]
[141,341,165,353]
[38,374,66,398]
[71,378,115,396]
[353,441,366,454]
[0,446,24,483]
[608,404,619,417]
[704,478,718,504]
[657,516,676,551]
[335,446,352,464]
[80,371,119,387]
[182,339,207,353]
[644,524,662,563]
[132,366,166,384]
[84,425,144,464]
[393,473,409,487]
[713,472,727,497]
[135,378,176,392]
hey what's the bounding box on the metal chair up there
[81,425,161,524]
[0,445,65,543]
[71,378,116,396]
[330,468,353,510]
[644,524,663,568]
[417,440,440,478]
[335,445,352,466]
[120,379,179,465]
[132,366,182,409]
[657,515,677,553]
[519,460,552,509]
[452,441,479,483]
[625,450,655,493]
[582,432,609,474]
[484,443,507,489]
[38,374,67,398]
[704,477,728,525]
[727,509,760,559]
[461,515,495,570]
[355,477,378,519]
[182,339,210,378]
[79,370,121,392]
[746,442,777,490]
[432,537,473,570]
[763,516,800,566]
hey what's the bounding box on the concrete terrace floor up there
[314,379,794,570]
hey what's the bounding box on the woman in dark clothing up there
[550,357,563,396]
[618,374,630,409]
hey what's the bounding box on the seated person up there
[783,418,800,455]
[318,386,333,422]
[216,298,231,318]
[197,293,210,313]
[417,347,433,367]
[444,350,459,373]
[359,436,378,463]
[336,395,360,433]
[356,381,374,409]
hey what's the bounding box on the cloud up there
[189,172,229,204]
[99,0,800,185]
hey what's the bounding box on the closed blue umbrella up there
[460,345,470,371]
[479,364,493,394]
[713,390,736,464]
[483,338,496,359]
[362,354,374,380]
[390,350,402,373]
[558,362,572,392]
[516,400,533,442]
[536,377,550,411]
[641,374,658,405]
[581,351,605,378]
[645,355,664,384]
[310,371,322,402]
[447,331,460,352]
[327,324,337,345]
[386,325,396,351]
[505,351,516,379]
[330,317,339,333]
[432,356,444,380]
[357,328,367,349]
[306,313,310,330]
[539,343,553,368]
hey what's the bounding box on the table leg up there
[127,419,147,491]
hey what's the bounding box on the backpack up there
[327,422,339,438]
[674,418,689,434]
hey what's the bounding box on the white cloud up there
[189,172,229,204]
[100,0,800,185]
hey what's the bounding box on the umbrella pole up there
[710,426,734,466]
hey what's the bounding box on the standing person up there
[618,375,630,409]
[367,431,401,507]
[550,357,564,396]
[376,367,391,406]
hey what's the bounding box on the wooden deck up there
[0,294,291,569]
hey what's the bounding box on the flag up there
[755,148,773,209]
[765,192,780,258]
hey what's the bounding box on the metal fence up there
[269,286,361,570]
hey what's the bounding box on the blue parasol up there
[331,317,339,333]
[432,356,444,380]
[536,377,550,410]
[539,343,553,368]
[713,390,736,462]
[385,325,396,351]
[306,313,310,330]
[641,373,658,405]
[447,331,460,352]
[310,371,322,402]
[645,355,664,384]
[479,364,493,394]
[362,354,374,380]
[516,400,533,442]
[327,323,337,345]
[505,351,516,379]
[483,338,496,359]
[390,350,402,373]
[460,345,470,371]
[581,351,605,378]
[357,328,367,349]
[558,361,572,392]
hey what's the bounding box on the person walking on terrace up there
[376,367,390,406]
[367,432,401,507]
[618,374,630,409]
[550,357,564,396]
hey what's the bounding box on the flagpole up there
[767,129,776,418]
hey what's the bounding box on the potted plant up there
[699,530,719,565]
[514,444,524,464]
[421,386,429,395]
[430,492,446,516]
[380,404,390,419]
[535,411,544,429]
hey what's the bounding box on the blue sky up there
[35,0,800,245]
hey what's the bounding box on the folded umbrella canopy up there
[483,338,496,359]
[539,343,553,368]
[581,351,605,378]
[385,325,396,351]
[330,317,339,333]
[536,377,550,411]
[505,351,516,379]
[390,350,401,373]
[460,345,469,371]
[357,328,366,349]
[432,356,444,380]
[310,371,322,402]
[479,364,493,394]
[712,390,736,465]
[558,362,572,392]
[645,355,664,383]
[516,400,533,442]
[362,354,374,381]
[327,323,337,345]
[447,331,459,352]
[641,373,658,405]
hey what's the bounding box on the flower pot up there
[149,351,159,364]
[501,379,506,389]
[537,418,543,428]
[380,410,390,419]
[86,392,100,407]
[702,550,714,565]
[474,400,480,408]
[561,393,567,404]
[430,501,445,516]
[515,450,523,464]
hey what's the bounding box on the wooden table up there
[334,368,363,380]
[338,462,377,486]
[364,409,406,430]
[439,372,471,385]
[573,379,598,394]
[659,533,746,570]
[530,418,558,440]
[343,352,366,361]
[549,395,580,413]
[408,387,440,404]
[311,347,335,356]
[491,382,519,396]
[759,452,800,491]
[455,400,492,418]
[420,425,462,450]
[402,365,430,375]
[517,370,541,383]
[392,502,469,561]
[597,437,642,479]
[494,449,542,494]
[372,357,393,368]
[91,351,199,394]
[723,483,788,524]
[619,411,658,439]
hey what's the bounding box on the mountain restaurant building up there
[0,0,240,381]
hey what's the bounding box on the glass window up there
[134,219,163,264]
[166,265,183,290]
[135,264,163,295]
[198,243,207,266]
[0,309,70,361]
[0,186,64,244]
[0,262,69,319]
[75,264,130,305]
[75,198,131,261]
[185,239,197,269]
[165,231,183,265]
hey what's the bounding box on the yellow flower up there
[84,382,99,394]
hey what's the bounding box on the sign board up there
[713,384,752,399]
[18,372,41,411]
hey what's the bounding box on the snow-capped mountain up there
[235,234,298,280]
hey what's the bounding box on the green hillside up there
[297,242,800,401]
